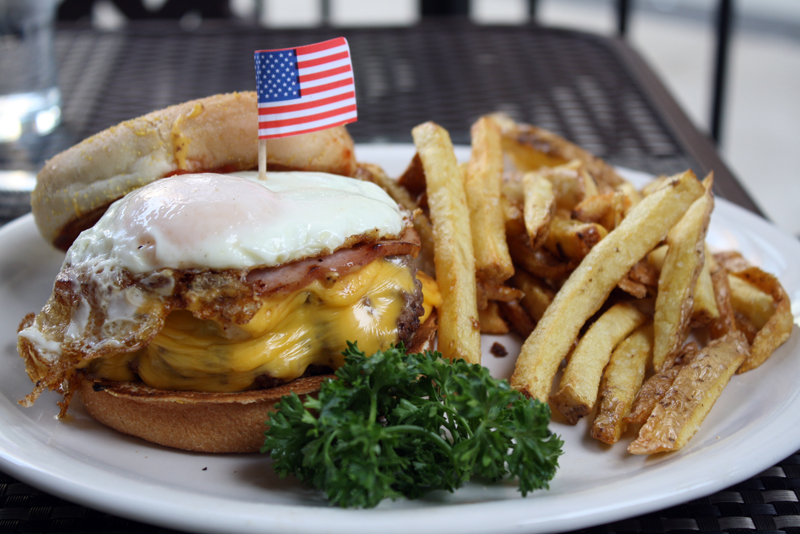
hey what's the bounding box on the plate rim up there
[1,147,799,534]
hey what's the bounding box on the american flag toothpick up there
[254,37,358,179]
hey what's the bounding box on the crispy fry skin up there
[478,300,510,334]
[510,171,704,401]
[412,122,482,364]
[552,302,648,424]
[728,275,775,331]
[498,300,536,338]
[729,267,793,373]
[510,270,555,323]
[628,332,749,455]
[507,228,577,281]
[652,176,714,370]
[624,342,700,425]
[708,261,737,340]
[465,117,514,285]
[544,218,608,262]
[592,322,654,444]
[691,245,720,326]
[492,114,625,190]
[522,171,555,250]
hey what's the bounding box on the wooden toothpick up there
[258,138,268,180]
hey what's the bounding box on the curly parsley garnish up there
[262,343,563,508]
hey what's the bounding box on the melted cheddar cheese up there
[85,259,441,392]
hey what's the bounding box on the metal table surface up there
[1,19,795,534]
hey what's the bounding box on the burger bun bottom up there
[79,313,438,453]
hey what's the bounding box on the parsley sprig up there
[262,343,563,508]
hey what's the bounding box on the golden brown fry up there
[482,282,524,303]
[708,262,737,340]
[507,229,577,281]
[492,114,626,190]
[356,162,436,276]
[647,243,720,326]
[652,176,714,370]
[616,181,642,215]
[544,217,608,262]
[640,175,671,197]
[592,322,654,444]
[730,267,793,373]
[510,270,555,323]
[522,171,555,250]
[476,281,524,311]
[498,300,536,338]
[466,117,514,285]
[510,170,704,402]
[412,121,482,364]
[478,300,510,335]
[714,250,751,273]
[624,341,699,425]
[728,275,775,330]
[552,302,649,424]
[618,259,659,299]
[691,245,720,326]
[571,192,624,232]
[628,331,749,454]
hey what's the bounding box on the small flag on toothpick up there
[254,37,358,179]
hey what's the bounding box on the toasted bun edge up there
[32,92,357,250]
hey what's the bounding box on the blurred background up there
[49,0,800,236]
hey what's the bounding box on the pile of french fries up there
[357,114,794,455]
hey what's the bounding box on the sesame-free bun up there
[32,92,357,250]
[79,375,330,454]
[78,313,438,454]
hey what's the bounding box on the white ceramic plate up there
[1,145,799,534]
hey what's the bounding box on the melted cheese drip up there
[86,258,440,392]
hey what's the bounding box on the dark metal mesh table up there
[0,19,792,534]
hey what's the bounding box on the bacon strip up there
[246,228,420,296]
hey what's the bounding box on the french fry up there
[708,261,737,340]
[624,341,700,425]
[478,300,510,335]
[412,121,481,364]
[730,267,793,373]
[476,280,524,311]
[510,170,705,402]
[728,275,775,330]
[507,229,577,281]
[509,160,595,212]
[510,270,554,323]
[571,191,626,232]
[544,218,608,262]
[628,331,749,454]
[617,258,659,298]
[640,175,671,197]
[492,115,626,190]
[522,171,555,250]
[652,176,714,370]
[552,302,649,424]
[648,243,720,325]
[465,117,514,285]
[691,244,720,326]
[713,250,751,273]
[498,300,536,338]
[592,322,654,444]
[616,181,641,215]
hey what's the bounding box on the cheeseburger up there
[16,93,439,453]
